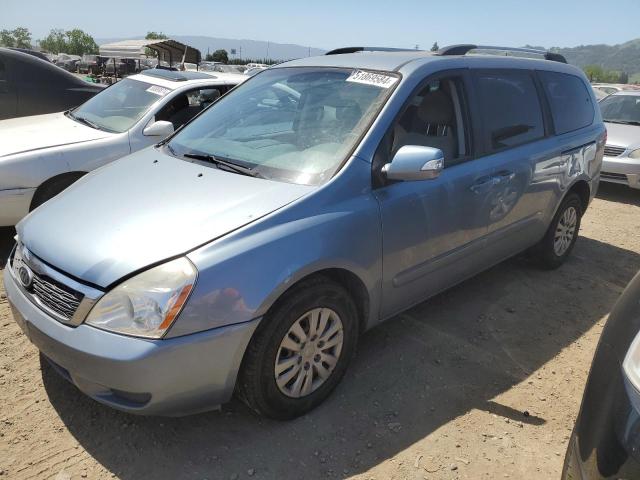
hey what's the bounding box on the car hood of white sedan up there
[17,147,314,288]
[604,121,640,151]
[0,112,114,158]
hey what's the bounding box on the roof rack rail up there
[437,44,567,64]
[326,47,422,55]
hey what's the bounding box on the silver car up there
[600,91,640,189]
[0,69,244,226]
[5,46,604,418]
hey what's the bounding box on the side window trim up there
[371,68,476,187]
[470,68,547,156]
[531,70,556,137]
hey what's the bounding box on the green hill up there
[526,39,640,78]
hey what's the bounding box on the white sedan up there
[0,69,246,226]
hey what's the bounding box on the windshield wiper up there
[66,110,102,130]
[183,153,261,178]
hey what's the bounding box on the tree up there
[0,27,32,48]
[145,31,168,40]
[0,30,15,47]
[619,71,629,84]
[211,49,229,63]
[431,42,439,52]
[39,28,97,55]
[583,65,604,82]
[64,29,98,55]
[39,29,66,54]
[12,27,32,48]
[144,32,168,57]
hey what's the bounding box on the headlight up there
[623,330,640,411]
[85,257,197,338]
[629,148,640,159]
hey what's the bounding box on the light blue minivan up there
[5,45,604,418]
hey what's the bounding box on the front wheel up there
[531,193,583,269]
[237,277,359,419]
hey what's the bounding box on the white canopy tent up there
[98,39,201,65]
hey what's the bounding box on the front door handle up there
[494,170,515,183]
[470,176,499,195]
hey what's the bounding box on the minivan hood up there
[0,112,113,157]
[18,148,313,288]
[604,121,640,150]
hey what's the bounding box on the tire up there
[30,173,86,212]
[531,193,583,269]
[238,276,359,420]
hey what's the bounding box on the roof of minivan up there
[280,51,582,76]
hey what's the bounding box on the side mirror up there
[382,145,444,181]
[143,120,174,137]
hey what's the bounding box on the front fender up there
[170,159,382,338]
[0,134,129,190]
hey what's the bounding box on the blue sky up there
[3,0,639,50]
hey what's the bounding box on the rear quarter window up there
[539,71,594,135]
[474,71,545,151]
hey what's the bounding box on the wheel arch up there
[567,179,591,213]
[262,267,371,336]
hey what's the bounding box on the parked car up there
[592,86,610,101]
[0,48,103,120]
[244,66,267,77]
[599,91,640,189]
[0,69,244,226]
[5,45,604,418]
[77,54,103,74]
[592,83,640,95]
[181,62,199,71]
[562,270,640,479]
[55,54,81,72]
[103,57,139,77]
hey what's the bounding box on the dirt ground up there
[1,182,639,480]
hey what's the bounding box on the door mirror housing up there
[143,120,174,137]
[382,145,444,181]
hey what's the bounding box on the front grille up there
[11,247,83,322]
[604,145,626,157]
[31,273,83,320]
[601,172,628,181]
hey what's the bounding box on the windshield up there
[71,78,170,132]
[168,67,399,185]
[600,94,640,125]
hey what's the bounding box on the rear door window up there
[474,70,545,151]
[539,71,594,134]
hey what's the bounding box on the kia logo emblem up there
[18,266,33,289]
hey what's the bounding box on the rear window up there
[475,71,545,151]
[539,71,594,134]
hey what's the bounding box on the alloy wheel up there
[554,206,577,256]
[274,307,344,398]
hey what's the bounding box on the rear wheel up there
[238,277,359,419]
[30,173,86,211]
[531,193,583,269]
